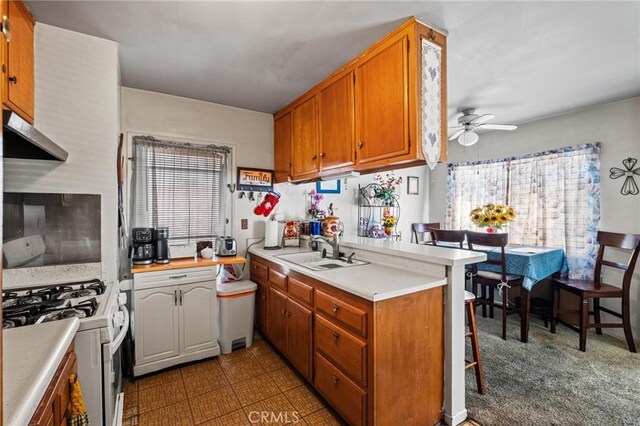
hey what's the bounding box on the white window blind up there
[132,136,230,243]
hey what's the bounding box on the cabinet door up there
[2,0,35,123]
[134,286,180,365]
[286,298,313,380]
[319,71,355,171]
[255,281,269,336]
[274,112,293,182]
[179,281,217,355]
[291,95,319,179]
[268,287,288,353]
[355,35,409,165]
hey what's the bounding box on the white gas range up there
[2,279,129,426]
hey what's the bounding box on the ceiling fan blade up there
[448,129,465,140]
[470,114,495,125]
[478,124,517,131]
[448,124,464,129]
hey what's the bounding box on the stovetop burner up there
[2,280,105,329]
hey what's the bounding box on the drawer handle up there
[332,374,339,384]
[331,304,339,313]
[357,140,364,149]
[261,295,267,300]
[311,154,317,160]
[332,331,340,340]
[169,274,187,279]
[285,311,291,318]
[8,75,17,84]
[281,309,286,316]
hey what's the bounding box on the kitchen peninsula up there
[249,237,486,425]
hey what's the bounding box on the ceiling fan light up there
[458,130,479,146]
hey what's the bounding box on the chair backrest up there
[466,231,509,281]
[411,222,440,244]
[594,231,640,293]
[431,229,466,249]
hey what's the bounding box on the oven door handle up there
[106,304,130,358]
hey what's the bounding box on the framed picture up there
[407,176,419,195]
[237,167,274,192]
[316,180,341,194]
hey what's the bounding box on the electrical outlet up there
[241,219,248,230]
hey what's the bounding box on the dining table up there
[426,241,569,342]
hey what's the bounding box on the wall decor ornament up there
[609,157,640,195]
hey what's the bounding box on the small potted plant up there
[374,172,403,206]
[382,209,398,236]
[308,189,325,219]
[470,203,516,233]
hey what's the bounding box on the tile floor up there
[122,335,344,425]
[122,334,482,426]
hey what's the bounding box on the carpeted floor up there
[465,314,640,426]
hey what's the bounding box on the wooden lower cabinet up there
[268,287,288,353]
[286,298,313,380]
[315,353,366,426]
[250,254,444,426]
[29,343,76,426]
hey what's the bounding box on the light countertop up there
[249,238,486,302]
[3,318,80,426]
[249,245,447,301]
[131,255,246,274]
[340,236,487,267]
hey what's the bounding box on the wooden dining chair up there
[551,231,640,352]
[411,222,440,244]
[465,290,486,394]
[467,231,524,340]
[431,229,466,249]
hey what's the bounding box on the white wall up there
[274,165,431,241]
[120,87,273,262]
[3,24,119,286]
[429,96,640,343]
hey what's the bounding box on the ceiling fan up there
[449,108,518,146]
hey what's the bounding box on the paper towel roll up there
[265,220,280,248]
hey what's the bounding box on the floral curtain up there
[446,143,601,279]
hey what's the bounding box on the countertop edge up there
[249,247,448,302]
[5,317,80,426]
[131,256,246,274]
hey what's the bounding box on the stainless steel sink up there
[275,251,368,271]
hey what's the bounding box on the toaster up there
[215,236,237,257]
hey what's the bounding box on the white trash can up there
[217,280,258,354]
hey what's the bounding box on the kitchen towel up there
[69,374,90,426]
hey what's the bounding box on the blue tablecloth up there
[471,245,569,291]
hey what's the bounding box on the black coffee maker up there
[131,227,154,265]
[154,227,170,264]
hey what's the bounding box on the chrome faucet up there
[312,234,341,259]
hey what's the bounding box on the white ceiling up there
[26,1,640,125]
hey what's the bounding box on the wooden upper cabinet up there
[291,95,319,179]
[355,35,409,166]
[274,18,447,181]
[274,112,292,182]
[319,71,355,172]
[2,0,35,124]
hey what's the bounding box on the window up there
[446,143,601,279]
[132,136,230,243]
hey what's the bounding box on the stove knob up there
[113,311,125,327]
[118,293,127,306]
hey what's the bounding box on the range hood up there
[3,110,68,161]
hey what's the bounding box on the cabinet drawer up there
[288,276,313,306]
[315,354,366,426]
[316,290,367,337]
[316,315,366,385]
[269,269,288,291]
[250,260,268,283]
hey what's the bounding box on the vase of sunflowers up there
[382,209,398,236]
[470,203,516,233]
